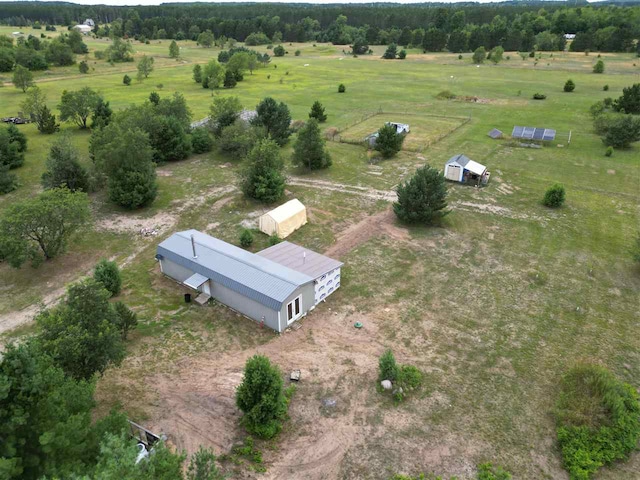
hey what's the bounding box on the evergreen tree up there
[191,127,213,154]
[0,126,25,169]
[78,60,89,73]
[593,59,605,73]
[252,97,291,146]
[374,124,404,158]
[93,258,122,297]
[223,69,237,88]
[240,138,285,203]
[169,40,180,58]
[393,165,449,225]
[150,116,192,162]
[308,101,327,122]
[473,46,486,64]
[613,83,640,114]
[0,164,17,194]
[39,105,60,134]
[113,301,138,340]
[292,119,332,170]
[6,124,27,153]
[382,43,398,59]
[123,74,131,86]
[235,355,288,439]
[41,134,89,192]
[92,123,157,209]
[192,64,202,83]
[91,98,112,129]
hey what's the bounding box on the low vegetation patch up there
[555,364,640,479]
[543,183,566,208]
[378,349,423,403]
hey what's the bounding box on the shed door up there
[446,165,461,181]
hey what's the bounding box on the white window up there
[286,296,302,324]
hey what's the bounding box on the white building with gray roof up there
[156,230,342,332]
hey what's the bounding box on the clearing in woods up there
[0,26,639,479]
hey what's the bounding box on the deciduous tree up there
[12,65,34,92]
[169,40,179,58]
[209,95,243,136]
[136,55,154,81]
[58,87,101,129]
[0,187,90,267]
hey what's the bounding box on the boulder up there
[381,380,392,390]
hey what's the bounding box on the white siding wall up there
[314,268,341,303]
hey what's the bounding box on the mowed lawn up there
[1,30,639,478]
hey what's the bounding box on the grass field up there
[1,28,639,479]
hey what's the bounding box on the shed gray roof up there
[488,128,503,139]
[157,230,313,310]
[257,241,343,279]
[446,154,471,167]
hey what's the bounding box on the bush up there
[394,165,449,225]
[564,79,575,92]
[0,164,17,195]
[268,234,281,246]
[235,355,288,439]
[555,364,640,479]
[593,60,604,73]
[378,349,399,382]
[477,463,512,480]
[436,90,456,100]
[458,54,463,60]
[398,50,406,60]
[472,46,486,64]
[601,115,640,148]
[533,93,546,100]
[122,74,131,86]
[397,365,423,391]
[78,61,89,74]
[273,45,285,57]
[93,258,122,296]
[338,83,346,93]
[603,85,609,91]
[191,127,213,154]
[294,49,301,56]
[543,183,566,208]
[240,229,254,247]
[605,146,613,157]
[113,301,138,340]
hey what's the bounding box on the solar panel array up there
[512,126,556,141]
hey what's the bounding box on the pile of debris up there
[2,117,30,124]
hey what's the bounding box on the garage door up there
[446,165,461,181]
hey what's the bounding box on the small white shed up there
[259,199,307,238]
[386,122,410,134]
[444,154,488,184]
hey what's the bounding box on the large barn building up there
[156,230,342,332]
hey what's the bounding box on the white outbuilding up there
[259,199,307,238]
[444,154,489,185]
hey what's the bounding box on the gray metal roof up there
[257,241,343,279]
[157,230,313,310]
[488,128,503,139]
[446,154,471,167]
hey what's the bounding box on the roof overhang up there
[465,160,486,175]
[184,272,209,289]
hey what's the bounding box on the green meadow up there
[1,28,639,479]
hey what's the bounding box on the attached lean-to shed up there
[444,154,489,185]
[259,199,307,239]
[156,230,342,332]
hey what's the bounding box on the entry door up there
[446,165,461,181]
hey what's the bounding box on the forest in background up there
[0,1,639,53]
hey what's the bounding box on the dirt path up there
[289,177,397,202]
[0,187,237,336]
[324,207,408,259]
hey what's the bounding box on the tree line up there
[1,3,639,53]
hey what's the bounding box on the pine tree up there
[292,119,332,170]
[91,98,112,129]
[38,105,59,134]
[240,138,285,203]
[393,165,449,225]
[192,64,202,83]
[169,40,180,58]
[374,124,404,158]
[41,134,89,192]
[223,70,237,88]
[308,101,327,122]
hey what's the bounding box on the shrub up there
[593,60,604,74]
[394,165,449,225]
[458,54,463,60]
[397,365,423,391]
[603,85,609,91]
[294,49,301,56]
[378,349,399,382]
[240,229,254,247]
[268,234,281,246]
[436,90,456,100]
[543,183,566,208]
[601,115,640,148]
[78,61,89,74]
[235,355,288,439]
[564,79,575,92]
[612,83,640,114]
[555,364,640,480]
[113,301,138,340]
[605,146,613,157]
[191,127,213,154]
[477,463,512,480]
[93,258,122,296]
[533,93,546,100]
[338,83,346,93]
[122,74,131,86]
[472,46,486,64]
[273,45,285,57]
[398,50,407,60]
[0,164,17,195]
